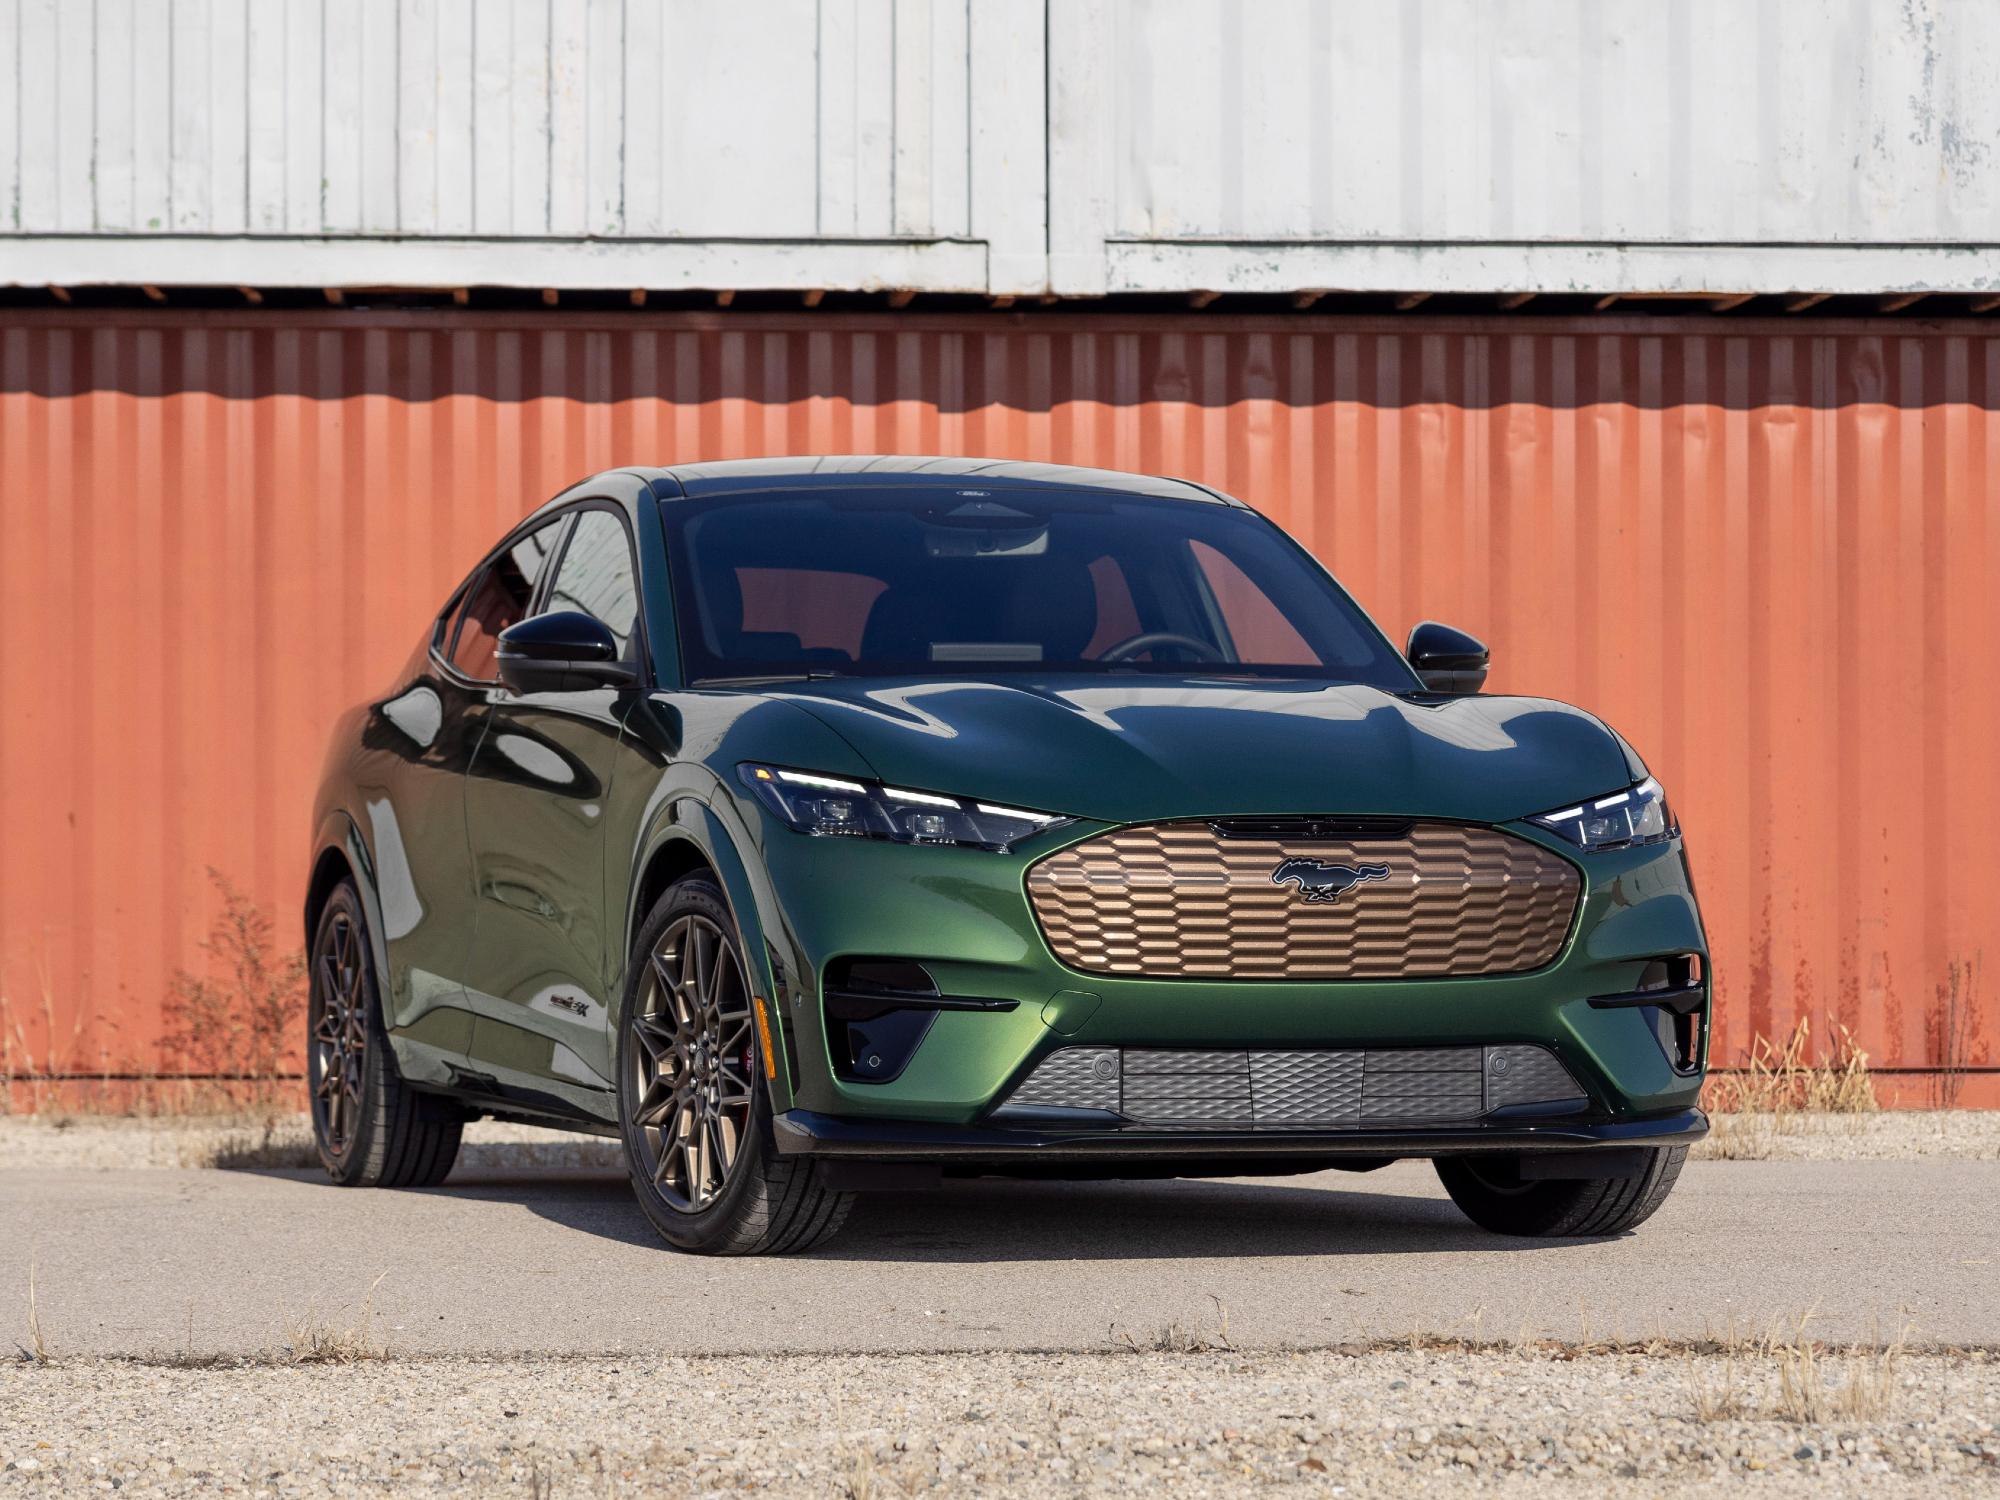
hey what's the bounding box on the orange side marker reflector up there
[751,995,779,1081]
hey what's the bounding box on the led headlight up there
[1528,777,1676,853]
[737,764,1074,852]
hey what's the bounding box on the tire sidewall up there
[1435,1148,1678,1236]
[616,876,773,1251]
[308,880,390,1184]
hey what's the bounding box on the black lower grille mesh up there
[999,1044,1585,1130]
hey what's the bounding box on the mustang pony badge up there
[1270,858,1391,903]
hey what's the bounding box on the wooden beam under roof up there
[1496,292,1536,309]
[1878,292,1927,312]
[802,289,825,307]
[1188,290,1221,309]
[1290,290,1325,310]
[887,289,916,308]
[1393,292,1431,310]
[1970,294,2000,314]
[1784,293,1830,312]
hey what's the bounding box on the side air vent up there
[822,957,1020,1086]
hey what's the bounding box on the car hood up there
[764,676,1638,827]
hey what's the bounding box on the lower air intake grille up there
[999,1044,1584,1130]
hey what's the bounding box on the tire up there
[1434,1147,1687,1237]
[617,876,854,1255]
[307,879,463,1188]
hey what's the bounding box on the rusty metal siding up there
[0,308,1994,1093]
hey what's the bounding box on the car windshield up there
[665,486,1417,689]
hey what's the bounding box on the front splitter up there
[772,1107,1708,1163]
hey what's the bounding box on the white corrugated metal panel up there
[0,0,1013,265]
[3,0,1998,294]
[1049,0,2000,293]
[1057,0,2000,246]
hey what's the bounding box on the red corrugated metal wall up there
[2,308,1994,1098]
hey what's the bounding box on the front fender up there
[623,787,804,1112]
[308,807,396,1017]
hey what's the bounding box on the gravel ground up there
[3,1110,1996,1172]
[2,1347,1994,1498]
[1688,1111,2000,1162]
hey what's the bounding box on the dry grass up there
[282,1271,393,1364]
[156,870,309,1107]
[1705,1016,1880,1116]
[1928,955,1983,1109]
[14,1260,50,1365]
[1698,1016,1879,1160]
[1768,1309,1907,1424]
[4,872,307,1117]
[1679,1307,1909,1424]
[1109,1296,1235,1354]
[1686,1353,1741,1421]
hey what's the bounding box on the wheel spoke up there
[633,1082,676,1129]
[630,1018,669,1071]
[318,954,346,1011]
[684,936,708,1016]
[691,1120,714,1209]
[652,1129,680,1188]
[649,948,682,1021]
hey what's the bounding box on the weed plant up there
[3,871,307,1117]
[1700,1017,1878,1159]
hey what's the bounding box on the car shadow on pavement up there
[421,1168,1611,1259]
[821,1176,1566,1261]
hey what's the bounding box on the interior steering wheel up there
[1096,631,1227,663]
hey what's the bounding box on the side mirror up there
[1406,621,1489,694]
[496,611,639,695]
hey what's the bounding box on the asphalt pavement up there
[4,1159,1991,1357]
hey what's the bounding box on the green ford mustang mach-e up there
[306,457,1708,1253]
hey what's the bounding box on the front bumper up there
[754,819,1710,1125]
[773,1105,1709,1168]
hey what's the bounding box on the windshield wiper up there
[692,670,848,688]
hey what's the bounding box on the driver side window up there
[541,508,640,658]
[444,520,567,681]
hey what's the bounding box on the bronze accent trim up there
[1026,820,1580,979]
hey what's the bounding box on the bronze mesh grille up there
[1026,821,1581,980]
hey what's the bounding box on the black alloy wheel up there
[307,879,463,1187]
[1434,1146,1687,1236]
[309,903,370,1158]
[618,876,853,1254]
